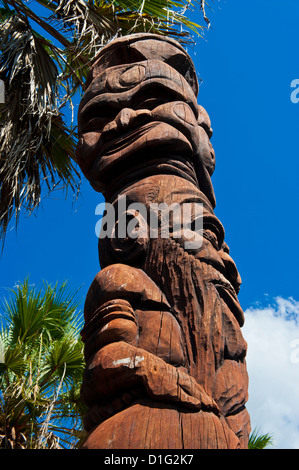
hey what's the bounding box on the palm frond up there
[0,278,85,448]
[1,278,82,345]
[248,427,274,449]
[0,14,80,242]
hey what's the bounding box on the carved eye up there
[98,208,149,268]
[203,229,219,250]
[173,102,195,127]
[120,65,146,87]
[202,216,225,249]
[80,117,109,133]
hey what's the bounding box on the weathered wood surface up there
[77,33,251,449]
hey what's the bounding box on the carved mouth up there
[100,121,157,156]
[90,120,194,182]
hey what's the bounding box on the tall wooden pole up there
[76,34,251,449]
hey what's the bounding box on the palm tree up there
[248,428,273,449]
[0,278,85,448]
[0,0,210,243]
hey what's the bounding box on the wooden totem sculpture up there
[76,34,251,449]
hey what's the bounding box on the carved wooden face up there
[97,174,241,299]
[76,35,215,195]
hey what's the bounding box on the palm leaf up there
[0,332,27,377]
[248,428,273,449]
[40,336,84,386]
[0,14,80,242]
[0,278,85,448]
[1,278,82,345]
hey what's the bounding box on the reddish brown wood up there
[77,33,251,449]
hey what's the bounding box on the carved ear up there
[98,208,149,269]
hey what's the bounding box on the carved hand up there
[82,340,219,416]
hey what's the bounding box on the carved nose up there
[219,251,242,293]
[118,108,135,129]
[116,108,151,130]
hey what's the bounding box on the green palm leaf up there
[0,14,80,242]
[0,278,85,448]
[41,336,84,386]
[2,278,81,344]
[0,332,26,376]
[248,428,273,449]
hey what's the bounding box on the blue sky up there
[0,0,299,448]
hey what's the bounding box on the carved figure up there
[77,33,251,449]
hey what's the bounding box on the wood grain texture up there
[77,33,251,449]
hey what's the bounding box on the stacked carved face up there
[77,35,251,449]
[76,34,216,207]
